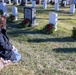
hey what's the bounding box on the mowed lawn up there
[0,4,76,75]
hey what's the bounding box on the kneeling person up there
[0,15,21,68]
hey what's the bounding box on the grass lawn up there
[0,4,76,75]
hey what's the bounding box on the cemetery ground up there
[0,4,76,75]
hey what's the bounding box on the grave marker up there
[54,3,59,11]
[49,12,58,31]
[24,7,38,26]
[0,2,8,16]
[43,0,47,9]
[70,4,75,13]
[63,0,66,7]
[32,1,36,7]
[12,6,18,20]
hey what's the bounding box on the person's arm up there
[1,29,9,40]
[0,34,13,51]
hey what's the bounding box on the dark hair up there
[0,10,3,15]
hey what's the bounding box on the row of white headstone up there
[1,0,70,6]
[1,0,23,5]
[0,2,18,20]
[54,3,75,14]
[32,0,75,14]
[0,1,58,31]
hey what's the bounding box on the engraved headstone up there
[54,3,59,11]
[49,12,58,31]
[55,0,58,3]
[43,0,47,9]
[63,0,66,7]
[66,0,69,4]
[0,2,8,16]
[55,0,60,3]
[24,7,38,26]
[12,6,18,20]
[70,4,75,13]
[30,0,32,3]
[32,1,36,7]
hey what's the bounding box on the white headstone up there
[55,0,58,3]
[63,1,66,7]
[12,6,18,20]
[70,4,75,14]
[32,1,36,7]
[43,0,47,9]
[30,0,32,3]
[0,2,8,16]
[3,3,8,16]
[25,0,27,6]
[54,3,59,11]
[49,12,58,31]
[55,0,60,3]
[66,0,69,4]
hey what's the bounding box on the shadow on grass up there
[36,9,55,14]
[37,17,48,20]
[53,48,76,53]
[58,18,76,20]
[8,28,42,37]
[7,23,76,42]
[27,37,76,42]
[56,10,70,14]
[7,18,24,28]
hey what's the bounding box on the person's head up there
[0,15,6,29]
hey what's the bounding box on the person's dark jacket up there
[0,29,16,61]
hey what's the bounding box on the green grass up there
[0,4,76,75]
